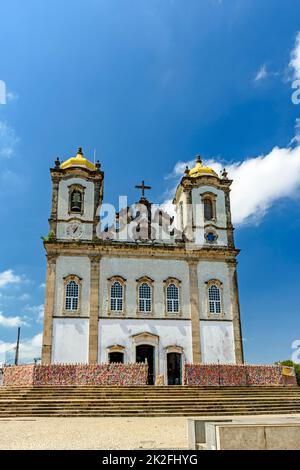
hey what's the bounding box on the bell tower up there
[173,155,234,248]
[49,147,104,242]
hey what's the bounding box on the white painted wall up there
[99,257,191,318]
[57,177,95,221]
[99,318,193,379]
[175,190,188,231]
[52,318,89,363]
[54,256,91,316]
[197,261,232,320]
[200,320,236,363]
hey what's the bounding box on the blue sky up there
[0,0,300,364]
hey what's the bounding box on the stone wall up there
[3,363,148,386]
[184,363,297,386]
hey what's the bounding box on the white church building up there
[42,148,243,384]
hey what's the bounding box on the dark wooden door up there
[167,352,182,385]
[136,345,155,384]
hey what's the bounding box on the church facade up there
[41,148,243,385]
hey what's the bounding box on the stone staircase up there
[0,386,299,417]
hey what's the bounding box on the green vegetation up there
[41,231,55,242]
[277,360,300,386]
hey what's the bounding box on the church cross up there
[135,180,151,199]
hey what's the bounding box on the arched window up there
[139,283,152,312]
[65,280,79,311]
[70,190,82,213]
[166,283,179,313]
[204,198,213,221]
[110,281,123,311]
[208,284,222,314]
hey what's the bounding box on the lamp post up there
[14,327,21,366]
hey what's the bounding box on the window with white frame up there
[208,284,222,314]
[139,282,152,312]
[166,283,179,313]
[110,281,123,311]
[65,280,79,311]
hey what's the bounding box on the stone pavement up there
[2,414,300,450]
[0,417,188,450]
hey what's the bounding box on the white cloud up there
[0,270,22,288]
[165,143,300,226]
[0,312,28,327]
[39,283,46,289]
[6,91,19,102]
[220,146,300,225]
[0,121,19,158]
[19,293,31,301]
[0,332,42,363]
[289,31,300,80]
[254,64,268,82]
[24,304,44,323]
[290,118,300,146]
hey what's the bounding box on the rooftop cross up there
[135,180,151,199]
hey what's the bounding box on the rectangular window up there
[110,281,123,312]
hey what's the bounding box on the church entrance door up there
[167,352,182,385]
[136,345,155,385]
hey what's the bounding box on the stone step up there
[1,387,298,392]
[1,385,299,417]
[1,398,300,404]
[0,409,299,417]
[0,390,300,397]
[1,403,298,410]
[1,402,299,410]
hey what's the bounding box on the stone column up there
[183,188,194,242]
[228,260,244,363]
[89,255,100,363]
[188,259,202,363]
[224,187,235,249]
[49,177,59,235]
[93,179,102,240]
[41,255,57,364]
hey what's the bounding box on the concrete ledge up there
[214,423,300,450]
[188,415,300,450]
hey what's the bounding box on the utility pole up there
[14,327,20,366]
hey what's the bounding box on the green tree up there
[277,360,300,386]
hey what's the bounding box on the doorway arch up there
[136,344,155,384]
[167,352,182,385]
[166,346,183,385]
[132,331,159,385]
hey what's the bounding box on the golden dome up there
[187,155,217,178]
[60,147,96,171]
